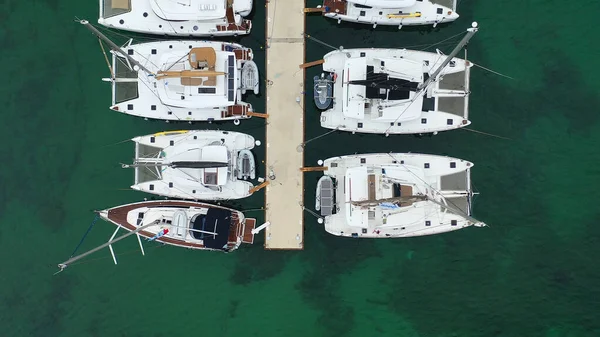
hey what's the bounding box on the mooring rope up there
[69,214,100,258]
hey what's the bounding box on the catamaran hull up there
[321,153,481,238]
[320,47,473,135]
[321,0,458,27]
[99,0,252,37]
[130,130,256,200]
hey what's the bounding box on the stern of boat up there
[227,212,255,250]
[242,218,256,244]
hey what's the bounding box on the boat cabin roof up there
[342,56,425,122]
[151,0,227,21]
[189,47,217,70]
[154,50,238,108]
[343,165,426,228]
[163,145,230,186]
[349,0,416,8]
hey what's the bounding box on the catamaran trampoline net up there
[138,144,162,157]
[101,0,132,19]
[431,0,456,10]
[135,144,163,183]
[445,197,470,216]
[115,57,138,103]
[441,170,471,215]
[136,166,161,184]
[441,171,468,191]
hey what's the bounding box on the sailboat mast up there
[417,22,479,91]
[78,19,153,75]
[57,219,160,272]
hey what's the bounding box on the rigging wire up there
[472,62,515,80]
[69,214,100,258]
[385,153,483,224]
[461,127,512,140]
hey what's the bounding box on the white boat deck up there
[263,0,305,249]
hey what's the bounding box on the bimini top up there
[342,56,423,122]
[191,208,233,250]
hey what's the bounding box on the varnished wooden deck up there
[106,200,252,251]
[263,0,305,249]
[243,218,256,243]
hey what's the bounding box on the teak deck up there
[263,0,305,249]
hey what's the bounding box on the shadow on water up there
[297,224,381,336]
[230,246,294,285]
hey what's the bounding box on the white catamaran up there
[98,0,252,37]
[122,130,257,200]
[315,152,486,238]
[318,22,478,135]
[80,19,259,122]
[317,0,458,29]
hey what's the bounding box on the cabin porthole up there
[234,119,241,126]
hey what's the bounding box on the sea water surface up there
[1,0,600,336]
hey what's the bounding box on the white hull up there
[322,0,458,28]
[320,48,472,134]
[130,130,256,200]
[107,40,258,122]
[99,0,252,37]
[321,153,485,238]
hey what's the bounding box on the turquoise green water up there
[2,0,600,336]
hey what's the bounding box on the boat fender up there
[332,73,338,82]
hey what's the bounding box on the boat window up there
[354,4,372,9]
[392,183,402,197]
[198,88,217,94]
[204,171,218,185]
[190,214,208,239]
[102,0,132,19]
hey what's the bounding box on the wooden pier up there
[263,0,306,249]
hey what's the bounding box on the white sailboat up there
[318,22,478,135]
[98,0,252,37]
[122,130,257,200]
[80,20,259,122]
[318,0,458,29]
[316,152,486,238]
[56,200,257,273]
